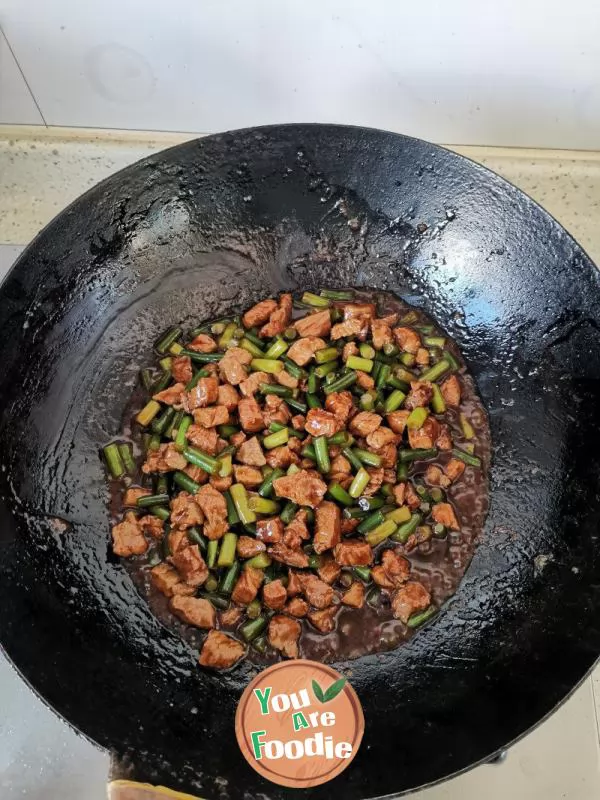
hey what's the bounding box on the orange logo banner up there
[235,660,364,788]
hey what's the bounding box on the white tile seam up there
[6,123,209,139]
[0,26,47,127]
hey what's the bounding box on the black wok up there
[1,124,599,799]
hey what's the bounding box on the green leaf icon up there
[312,677,347,703]
[312,679,325,703]
[323,677,347,702]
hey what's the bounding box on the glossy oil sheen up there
[120,290,490,666]
[0,124,599,799]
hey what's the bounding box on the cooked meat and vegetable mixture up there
[104,289,490,670]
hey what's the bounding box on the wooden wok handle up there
[107,780,205,800]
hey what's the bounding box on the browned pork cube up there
[170,545,208,587]
[170,596,216,629]
[199,630,245,669]
[196,484,229,539]
[298,574,334,609]
[256,516,284,544]
[238,396,264,433]
[308,606,338,633]
[231,566,264,605]
[268,615,301,659]
[112,513,147,557]
[287,336,327,366]
[333,540,373,566]
[242,298,278,328]
[272,470,327,508]
[294,309,332,338]
[342,581,365,608]
[263,579,288,610]
[313,501,341,554]
[391,582,431,624]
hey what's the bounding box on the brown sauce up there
[111,290,491,665]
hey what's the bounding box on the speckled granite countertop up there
[0,126,599,800]
[2,127,600,262]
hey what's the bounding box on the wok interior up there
[0,125,599,799]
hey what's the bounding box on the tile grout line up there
[0,26,48,127]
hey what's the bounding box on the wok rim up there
[1,122,599,798]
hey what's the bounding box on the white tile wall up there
[0,28,44,125]
[2,0,600,148]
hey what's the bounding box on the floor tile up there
[0,655,108,800]
[414,678,600,800]
[592,663,600,742]
[0,243,24,278]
